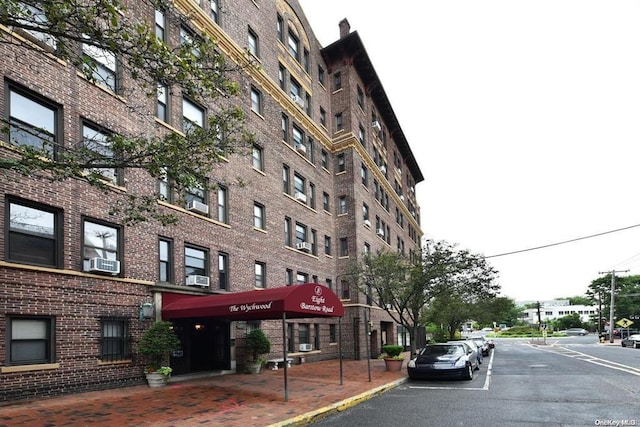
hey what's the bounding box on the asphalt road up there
[311,336,640,426]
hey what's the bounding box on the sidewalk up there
[0,356,408,427]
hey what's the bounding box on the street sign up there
[616,318,634,328]
[540,323,547,330]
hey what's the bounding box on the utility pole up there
[598,269,629,343]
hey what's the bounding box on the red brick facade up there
[0,0,423,401]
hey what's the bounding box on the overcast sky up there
[299,0,640,302]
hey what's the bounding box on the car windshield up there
[421,345,464,356]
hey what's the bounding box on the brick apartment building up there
[0,0,424,401]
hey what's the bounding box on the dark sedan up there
[407,342,478,381]
[467,336,490,357]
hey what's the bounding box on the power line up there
[485,223,640,259]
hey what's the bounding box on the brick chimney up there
[339,18,351,39]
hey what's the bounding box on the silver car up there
[621,334,640,348]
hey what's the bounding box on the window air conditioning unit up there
[186,275,210,287]
[186,200,209,215]
[400,195,405,202]
[295,143,307,154]
[364,219,371,227]
[89,257,120,274]
[294,191,307,203]
[296,241,312,252]
[299,343,313,352]
[376,228,385,237]
[291,94,305,108]
[379,164,387,174]
[372,121,382,132]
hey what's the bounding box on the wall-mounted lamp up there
[139,302,154,320]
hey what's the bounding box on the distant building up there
[520,301,599,325]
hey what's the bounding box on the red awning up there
[162,283,344,321]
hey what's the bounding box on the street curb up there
[268,377,409,427]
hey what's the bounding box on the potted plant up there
[137,321,181,387]
[245,328,271,374]
[381,344,405,371]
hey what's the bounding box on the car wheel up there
[464,364,473,380]
[635,342,640,349]
[622,342,627,347]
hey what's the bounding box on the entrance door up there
[170,319,230,374]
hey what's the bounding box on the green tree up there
[473,297,522,328]
[349,240,500,353]
[0,0,254,225]
[587,274,640,326]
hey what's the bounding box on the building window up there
[82,122,120,185]
[253,202,265,229]
[362,203,369,222]
[157,83,169,122]
[358,125,365,146]
[326,278,333,292]
[247,27,259,57]
[284,216,292,246]
[252,145,264,171]
[299,324,309,345]
[335,113,343,131]
[83,219,120,273]
[217,186,228,223]
[319,107,326,127]
[287,323,294,352]
[341,279,350,299]
[185,245,208,277]
[292,125,304,152]
[282,114,289,141]
[324,235,331,255]
[337,153,345,173]
[321,149,328,169]
[297,272,308,284]
[318,65,325,86]
[295,223,307,246]
[82,41,117,92]
[282,164,290,194]
[338,196,347,214]
[7,199,61,267]
[357,85,364,108]
[286,268,293,285]
[210,0,219,24]
[361,164,369,187]
[276,14,284,42]
[218,252,228,290]
[7,316,55,365]
[314,324,320,351]
[155,9,166,41]
[294,173,305,200]
[8,87,58,156]
[255,261,266,288]
[250,86,262,114]
[100,318,130,362]
[183,98,204,133]
[15,3,57,49]
[329,324,337,343]
[303,48,310,73]
[309,183,316,209]
[322,192,330,211]
[159,238,173,283]
[339,237,348,257]
[278,63,286,90]
[333,72,342,90]
[287,30,299,60]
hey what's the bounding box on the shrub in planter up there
[381,344,405,359]
[137,321,181,374]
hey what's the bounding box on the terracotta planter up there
[145,372,169,387]
[383,358,404,371]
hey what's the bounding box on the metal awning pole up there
[282,312,288,401]
[339,317,343,385]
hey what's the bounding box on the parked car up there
[467,336,490,357]
[487,338,495,349]
[560,328,589,336]
[407,342,479,381]
[621,334,640,348]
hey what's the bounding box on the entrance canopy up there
[162,283,344,321]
